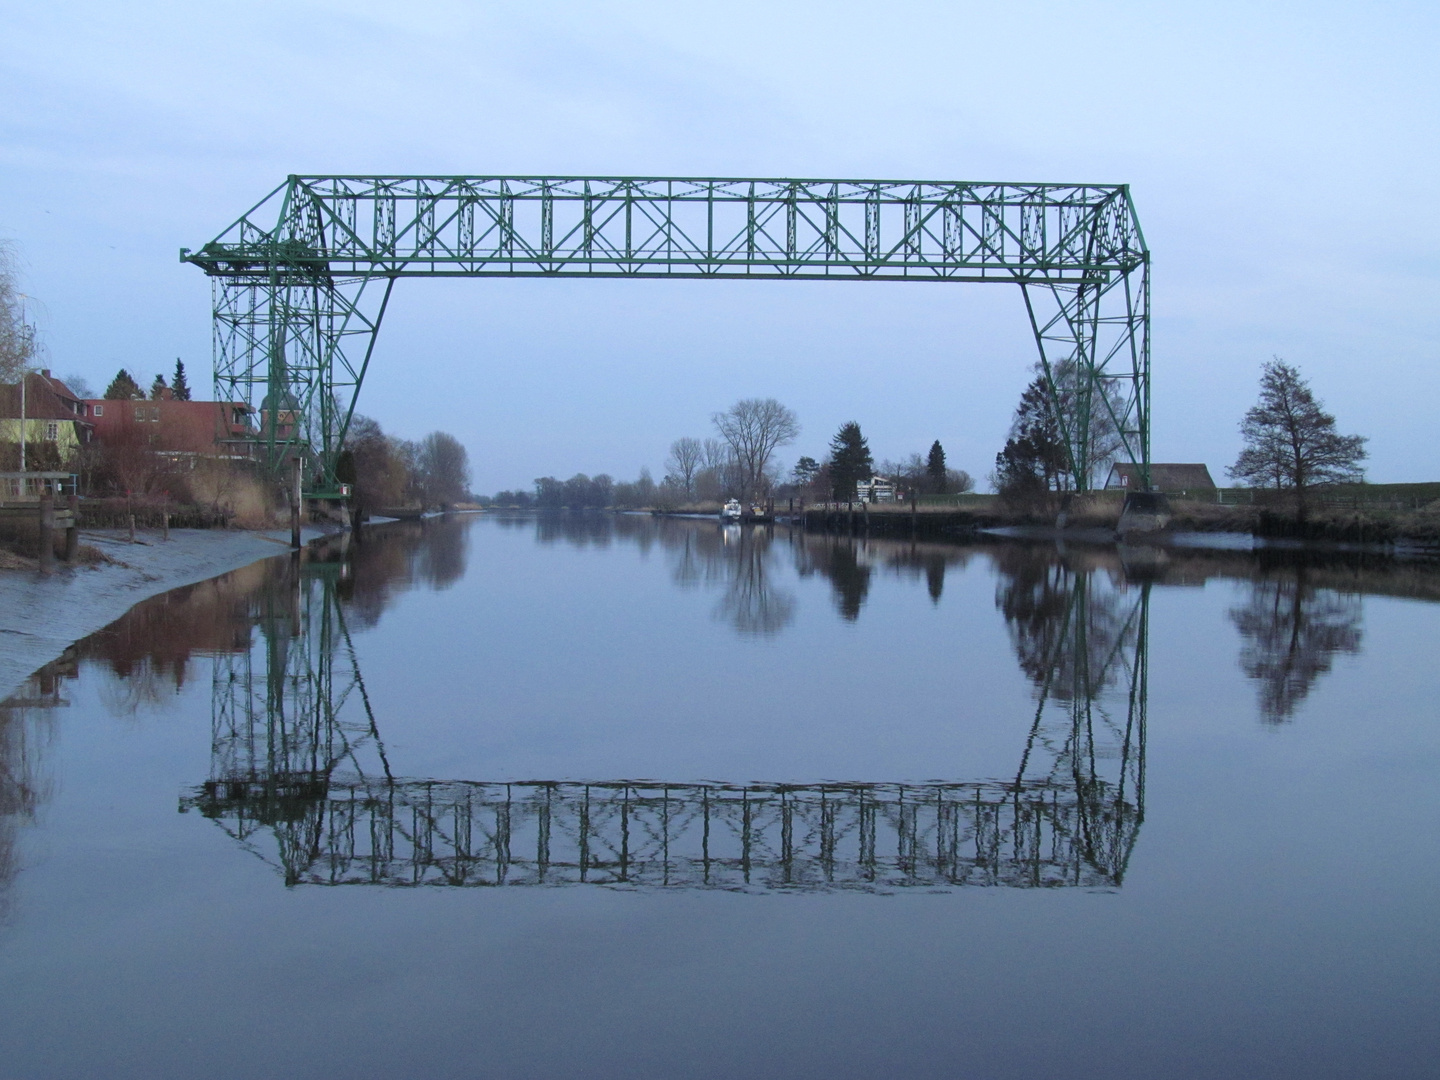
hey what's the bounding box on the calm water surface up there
[1,514,1437,1078]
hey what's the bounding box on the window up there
[135,406,145,422]
[93,404,103,417]
[44,422,58,441]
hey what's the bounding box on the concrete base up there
[1117,491,1172,536]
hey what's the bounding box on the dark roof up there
[1107,462,1216,491]
[0,372,93,424]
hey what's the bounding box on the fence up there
[0,472,78,503]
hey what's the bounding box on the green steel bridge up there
[182,175,1151,492]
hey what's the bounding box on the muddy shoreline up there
[0,526,334,700]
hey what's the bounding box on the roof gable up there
[1107,462,1216,490]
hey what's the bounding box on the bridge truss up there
[181,551,1147,891]
[182,176,1151,491]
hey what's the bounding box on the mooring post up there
[38,489,54,575]
[64,491,79,562]
[163,508,170,542]
[290,457,302,549]
[910,489,917,536]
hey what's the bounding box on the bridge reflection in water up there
[182,542,1148,892]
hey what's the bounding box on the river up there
[1,514,1436,1078]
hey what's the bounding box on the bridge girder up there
[183,175,1151,490]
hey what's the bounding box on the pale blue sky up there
[1,0,1435,490]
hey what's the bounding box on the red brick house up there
[85,390,257,457]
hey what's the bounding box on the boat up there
[720,498,743,521]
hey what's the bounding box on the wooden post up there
[290,457,302,549]
[64,492,79,562]
[38,489,54,575]
[910,488,918,536]
[127,513,135,543]
[163,507,170,541]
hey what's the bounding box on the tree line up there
[989,355,1366,515]
[337,416,472,514]
[485,397,974,509]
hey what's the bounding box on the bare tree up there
[1229,358,1367,519]
[0,242,39,384]
[711,398,800,501]
[417,431,471,507]
[1046,359,1127,488]
[665,436,704,497]
[701,438,729,472]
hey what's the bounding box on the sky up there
[1,0,1436,491]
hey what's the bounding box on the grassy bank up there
[793,494,1440,547]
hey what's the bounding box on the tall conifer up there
[171,359,191,400]
[828,422,873,501]
[926,440,947,494]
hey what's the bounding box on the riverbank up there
[790,499,1440,549]
[0,526,332,700]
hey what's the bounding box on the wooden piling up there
[38,490,54,575]
[290,457,302,549]
[64,492,79,562]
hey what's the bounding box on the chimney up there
[40,369,50,379]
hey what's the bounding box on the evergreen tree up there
[1229,358,1367,519]
[171,358,191,400]
[150,373,168,400]
[791,456,820,487]
[104,368,144,400]
[926,440,947,494]
[828,421,873,502]
[993,375,1068,501]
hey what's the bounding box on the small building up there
[1105,462,1216,495]
[855,475,897,502]
[0,370,95,461]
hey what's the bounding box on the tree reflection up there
[714,526,796,636]
[796,536,873,621]
[1230,566,1362,724]
[993,548,1136,700]
[992,546,1149,881]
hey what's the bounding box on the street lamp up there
[16,294,35,476]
